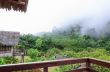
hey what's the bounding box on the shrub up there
[0,56,18,65]
[27,49,41,58]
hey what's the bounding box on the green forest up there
[1,25,110,72]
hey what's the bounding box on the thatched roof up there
[0,31,20,46]
[0,0,28,12]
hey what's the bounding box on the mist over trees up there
[52,24,81,38]
[17,21,110,52]
[52,21,110,39]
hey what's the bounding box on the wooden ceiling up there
[0,0,28,12]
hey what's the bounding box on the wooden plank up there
[13,48,26,56]
[89,58,110,68]
[0,58,87,72]
[0,58,110,72]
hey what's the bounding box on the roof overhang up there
[0,0,28,12]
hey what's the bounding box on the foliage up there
[39,35,53,51]
[18,34,37,49]
[2,26,110,72]
[45,48,62,60]
[0,56,17,64]
[27,48,41,59]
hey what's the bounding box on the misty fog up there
[52,0,110,38]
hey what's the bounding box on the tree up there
[18,34,37,49]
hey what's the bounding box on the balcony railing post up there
[85,58,91,72]
[86,62,90,68]
[44,67,48,72]
[86,58,90,67]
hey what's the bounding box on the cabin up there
[0,31,20,56]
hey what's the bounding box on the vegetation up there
[1,26,110,71]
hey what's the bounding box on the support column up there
[44,67,48,72]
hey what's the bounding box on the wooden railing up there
[0,58,110,72]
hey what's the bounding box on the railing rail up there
[89,58,110,68]
[0,58,110,72]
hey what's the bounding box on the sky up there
[0,0,110,34]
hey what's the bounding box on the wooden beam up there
[0,58,110,72]
[89,58,110,68]
[0,58,87,71]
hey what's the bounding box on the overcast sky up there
[0,0,110,34]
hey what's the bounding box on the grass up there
[49,66,59,72]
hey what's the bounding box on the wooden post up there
[21,52,25,63]
[44,67,48,72]
[86,58,91,72]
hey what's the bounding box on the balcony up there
[0,58,110,72]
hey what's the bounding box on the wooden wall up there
[0,45,13,56]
